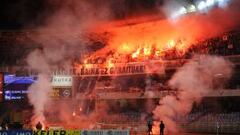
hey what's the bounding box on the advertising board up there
[3,74,35,101]
[50,87,72,99]
[51,75,72,87]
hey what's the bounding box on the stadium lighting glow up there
[179,7,187,15]
[188,5,197,12]
[170,0,231,20]
[217,0,229,8]
[197,1,207,11]
[206,0,215,7]
[170,6,187,19]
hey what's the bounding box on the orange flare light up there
[75,17,205,68]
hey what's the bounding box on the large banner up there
[0,130,80,135]
[74,60,186,76]
[76,64,145,76]
[0,130,129,135]
[33,130,81,135]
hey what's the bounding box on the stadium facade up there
[1,29,240,134]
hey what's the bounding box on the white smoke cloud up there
[25,0,117,128]
[26,50,50,74]
[160,0,189,20]
[153,55,233,133]
[26,49,52,127]
[27,74,52,126]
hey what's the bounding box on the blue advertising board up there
[3,74,36,101]
[0,130,32,135]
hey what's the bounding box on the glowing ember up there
[143,46,152,56]
[119,43,133,53]
[167,40,176,49]
[106,59,115,68]
[72,111,76,117]
[131,47,141,59]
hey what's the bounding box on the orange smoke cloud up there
[82,1,240,63]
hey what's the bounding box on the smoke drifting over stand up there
[23,0,240,129]
[26,49,52,126]
[27,74,52,127]
[25,0,118,128]
[153,55,233,132]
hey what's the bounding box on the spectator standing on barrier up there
[36,121,42,130]
[160,121,165,135]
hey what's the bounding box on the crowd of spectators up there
[80,31,240,93]
[81,30,240,65]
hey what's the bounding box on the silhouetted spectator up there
[36,122,42,130]
[147,118,153,135]
[160,121,165,135]
[1,120,7,130]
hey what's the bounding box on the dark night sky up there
[0,0,166,65]
[0,0,45,29]
[0,0,164,30]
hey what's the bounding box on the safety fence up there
[180,122,240,134]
